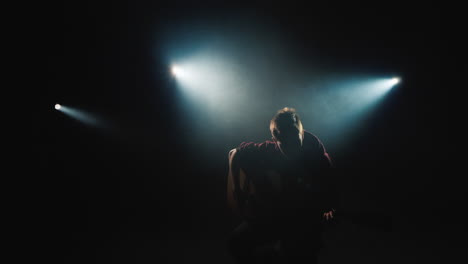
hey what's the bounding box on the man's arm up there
[318,146,338,221]
[227,149,238,213]
[227,148,256,218]
[227,149,247,216]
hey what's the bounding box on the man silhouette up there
[226,107,337,264]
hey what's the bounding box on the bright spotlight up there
[56,105,103,127]
[171,65,182,77]
[390,77,400,86]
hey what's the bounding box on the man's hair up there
[270,107,304,141]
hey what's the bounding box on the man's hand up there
[323,208,336,221]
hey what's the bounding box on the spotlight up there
[390,77,400,86]
[171,65,182,77]
[56,105,102,127]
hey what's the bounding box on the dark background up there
[39,1,462,263]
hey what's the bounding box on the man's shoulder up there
[303,130,321,146]
[235,140,279,167]
[303,130,328,155]
[238,140,277,151]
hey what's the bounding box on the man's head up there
[270,107,304,158]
